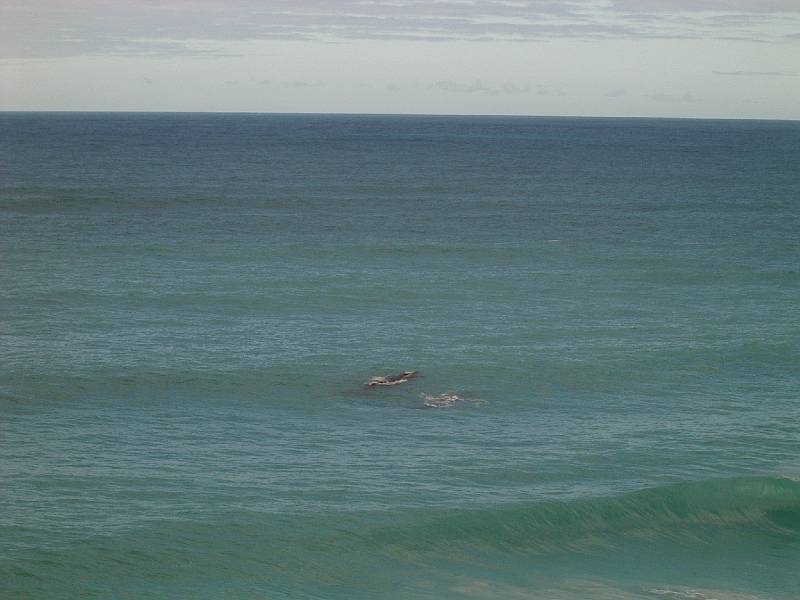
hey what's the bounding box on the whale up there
[365,371,419,387]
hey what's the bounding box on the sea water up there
[1,113,799,600]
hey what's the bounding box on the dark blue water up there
[1,113,799,600]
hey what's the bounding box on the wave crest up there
[371,476,800,553]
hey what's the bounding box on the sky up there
[1,0,799,118]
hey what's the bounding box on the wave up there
[365,476,800,555]
[3,477,797,599]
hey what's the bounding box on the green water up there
[1,113,799,599]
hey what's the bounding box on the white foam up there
[649,587,771,600]
[421,392,461,408]
[420,392,487,409]
[448,580,777,600]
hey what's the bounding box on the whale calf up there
[421,392,461,408]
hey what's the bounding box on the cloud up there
[501,82,532,95]
[429,80,495,94]
[536,84,567,97]
[280,80,320,89]
[610,0,800,12]
[2,0,800,58]
[429,79,530,95]
[645,92,697,103]
[713,70,797,76]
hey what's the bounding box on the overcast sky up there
[2,0,799,118]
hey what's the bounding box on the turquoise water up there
[1,113,799,599]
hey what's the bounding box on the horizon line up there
[1,109,798,123]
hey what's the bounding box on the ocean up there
[1,113,799,600]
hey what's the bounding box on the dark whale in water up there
[365,371,419,387]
